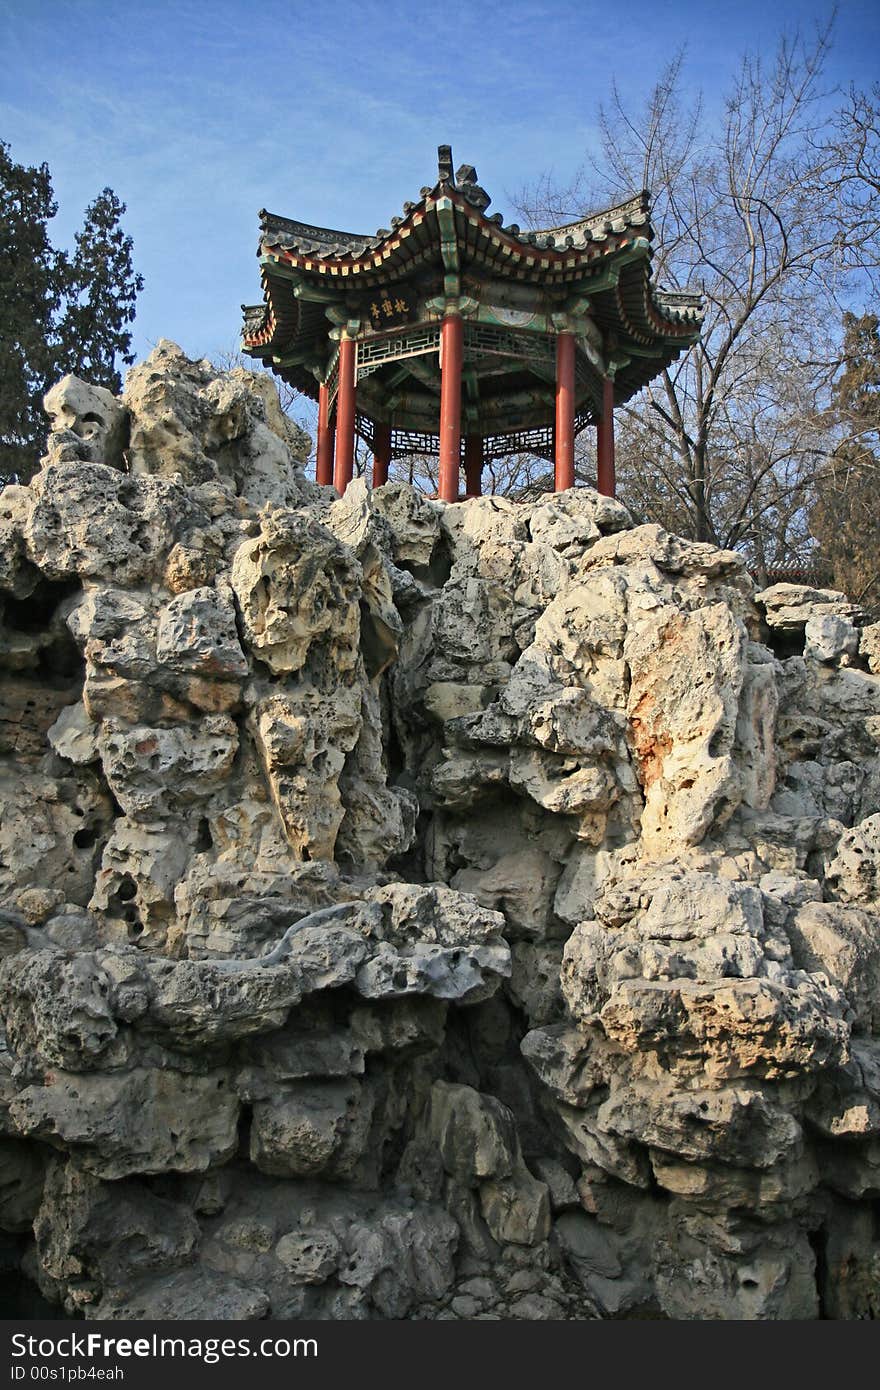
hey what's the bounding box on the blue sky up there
[2,0,878,373]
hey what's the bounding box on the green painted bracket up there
[258,255,300,281]
[292,282,341,304]
[272,347,319,369]
[327,315,362,335]
[407,356,442,391]
[463,366,480,403]
[436,197,460,300]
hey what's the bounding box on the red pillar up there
[316,381,334,486]
[372,422,392,488]
[333,336,356,495]
[597,375,616,497]
[464,434,483,496]
[554,331,575,491]
[438,313,463,503]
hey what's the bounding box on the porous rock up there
[0,346,877,1321]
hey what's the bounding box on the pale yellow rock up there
[25,463,189,584]
[124,341,308,506]
[96,716,238,821]
[47,701,99,765]
[626,602,745,849]
[423,682,492,722]
[43,375,127,468]
[859,622,880,674]
[13,887,64,926]
[231,510,361,678]
[370,480,441,568]
[252,689,360,861]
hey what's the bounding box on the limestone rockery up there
[1,342,878,1320]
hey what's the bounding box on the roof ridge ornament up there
[455,161,491,212]
[436,144,491,211]
[437,144,454,184]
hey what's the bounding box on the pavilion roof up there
[254,185,657,267]
[240,147,703,421]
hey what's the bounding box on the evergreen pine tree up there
[0,141,69,480]
[59,188,143,394]
[0,145,142,484]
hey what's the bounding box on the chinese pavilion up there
[241,146,703,502]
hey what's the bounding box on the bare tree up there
[817,83,880,288]
[516,20,879,567]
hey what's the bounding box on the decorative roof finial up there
[455,163,491,213]
[437,145,454,184]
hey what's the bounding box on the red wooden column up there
[333,336,356,495]
[554,331,575,491]
[438,312,463,503]
[597,375,616,497]
[372,422,392,488]
[316,380,335,486]
[464,433,483,497]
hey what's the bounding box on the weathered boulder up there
[43,376,128,469]
[10,1068,240,1179]
[825,813,880,905]
[758,583,861,631]
[25,464,194,585]
[231,510,361,678]
[123,340,308,507]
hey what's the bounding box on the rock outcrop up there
[1,344,878,1320]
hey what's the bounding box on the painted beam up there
[436,197,461,300]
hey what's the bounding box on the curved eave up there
[255,183,656,259]
[532,189,652,243]
[612,344,697,406]
[241,179,704,400]
[586,257,703,403]
[241,280,324,400]
[241,264,329,374]
[242,261,704,406]
[253,186,660,291]
[266,359,321,402]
